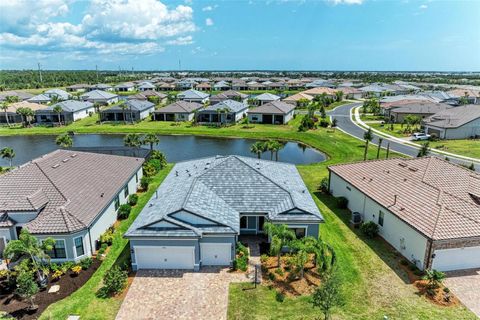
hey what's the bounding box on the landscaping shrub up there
[100,228,114,246]
[51,270,63,281]
[147,159,163,172]
[140,176,152,191]
[236,242,249,257]
[319,177,329,193]
[268,272,275,281]
[298,115,315,132]
[400,259,409,266]
[0,269,10,279]
[97,266,128,298]
[79,257,93,270]
[275,268,284,276]
[97,243,108,256]
[150,151,167,169]
[128,194,138,206]
[260,254,268,263]
[360,221,379,238]
[336,197,348,209]
[275,291,285,302]
[61,261,74,274]
[117,204,132,220]
[319,119,329,128]
[233,257,248,272]
[142,162,157,177]
[71,265,82,276]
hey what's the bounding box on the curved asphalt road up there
[328,103,479,171]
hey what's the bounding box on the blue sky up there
[0,0,479,71]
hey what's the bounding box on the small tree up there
[423,269,446,289]
[55,133,73,148]
[0,147,15,167]
[250,141,265,159]
[97,266,128,298]
[1,102,11,127]
[311,273,345,320]
[53,105,63,126]
[363,128,373,161]
[263,223,296,267]
[143,133,160,150]
[15,271,39,310]
[376,137,383,159]
[16,107,34,127]
[417,141,430,157]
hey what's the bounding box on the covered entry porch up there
[239,214,266,235]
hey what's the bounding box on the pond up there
[0,134,326,166]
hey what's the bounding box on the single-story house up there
[0,101,44,125]
[100,99,155,122]
[328,157,480,272]
[209,90,248,104]
[283,92,314,106]
[81,90,119,105]
[422,105,480,139]
[175,79,198,90]
[447,89,480,105]
[303,87,338,99]
[305,79,336,88]
[420,91,459,105]
[66,84,90,93]
[153,101,203,122]
[125,155,323,270]
[156,82,176,91]
[197,99,248,124]
[115,82,136,92]
[248,101,295,124]
[247,82,266,91]
[36,100,94,124]
[177,89,209,103]
[195,82,212,92]
[213,81,231,91]
[231,80,248,91]
[89,83,114,91]
[27,94,51,104]
[336,87,363,100]
[137,82,156,92]
[388,102,452,123]
[0,91,34,102]
[127,90,167,103]
[0,149,144,262]
[253,93,280,106]
[44,89,71,101]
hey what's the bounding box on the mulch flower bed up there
[0,258,101,320]
[262,255,322,297]
[414,280,460,307]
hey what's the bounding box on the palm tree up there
[4,229,55,286]
[335,91,343,102]
[417,141,430,157]
[363,128,373,161]
[16,107,34,127]
[250,141,265,159]
[143,133,160,150]
[1,102,11,127]
[119,103,129,124]
[55,133,73,148]
[53,105,63,126]
[93,102,102,123]
[0,147,15,167]
[124,133,142,157]
[263,222,296,267]
[270,140,284,161]
[264,140,275,160]
[376,138,383,159]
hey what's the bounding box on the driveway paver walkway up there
[445,268,480,317]
[116,267,249,320]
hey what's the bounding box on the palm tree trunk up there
[9,158,12,167]
[275,151,279,162]
[4,111,10,127]
[363,140,369,161]
[257,152,261,159]
[270,151,273,160]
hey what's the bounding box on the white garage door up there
[432,246,480,271]
[135,246,195,270]
[200,243,231,266]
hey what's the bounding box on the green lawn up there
[227,173,477,320]
[39,166,172,320]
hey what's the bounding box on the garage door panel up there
[432,247,480,271]
[135,246,195,270]
[200,243,231,266]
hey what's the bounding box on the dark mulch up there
[259,242,270,255]
[0,259,101,320]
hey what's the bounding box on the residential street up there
[328,103,479,170]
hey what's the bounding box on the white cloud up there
[328,0,364,5]
[205,18,214,26]
[419,4,428,9]
[166,35,194,45]
[202,4,218,11]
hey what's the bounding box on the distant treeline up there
[0,70,479,90]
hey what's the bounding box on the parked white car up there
[412,132,431,141]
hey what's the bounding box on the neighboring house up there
[303,87,338,98]
[336,87,363,99]
[177,89,209,103]
[66,84,89,93]
[137,82,156,92]
[305,79,336,88]
[36,100,95,124]
[125,155,323,270]
[44,89,70,101]
[176,79,197,90]
[195,82,212,92]
[127,90,167,103]
[0,91,34,102]
[359,83,395,97]
[248,101,295,124]
[328,157,480,272]
[90,83,114,91]
[253,93,280,106]
[209,90,248,104]
[197,99,248,124]
[447,89,480,104]
[0,149,144,261]
[0,101,44,124]
[153,101,203,121]
[422,105,480,139]
[100,99,155,122]
[115,82,136,92]
[156,82,176,91]
[213,80,231,91]
[283,92,314,106]
[285,79,304,90]
[80,90,119,105]
[247,82,266,91]
[232,80,248,91]
[27,94,51,104]
[420,91,459,105]
[388,102,452,123]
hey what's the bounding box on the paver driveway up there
[116,267,249,320]
[445,268,480,317]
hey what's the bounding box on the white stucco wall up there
[73,107,95,121]
[329,172,429,269]
[139,107,155,120]
[426,118,480,139]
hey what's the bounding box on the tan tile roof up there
[283,92,314,102]
[329,157,480,240]
[0,150,144,234]
[303,87,338,96]
[248,101,295,115]
[5,101,45,113]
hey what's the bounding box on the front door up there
[258,216,265,233]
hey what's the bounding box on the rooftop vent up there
[62,158,69,163]
[398,162,408,168]
[408,167,418,172]
[100,193,104,197]
[70,154,77,158]
[52,164,60,169]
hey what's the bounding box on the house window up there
[46,240,67,259]
[240,216,248,229]
[74,236,85,257]
[289,227,306,239]
[378,211,384,227]
[346,186,351,191]
[114,195,120,211]
[135,173,139,183]
[124,185,129,198]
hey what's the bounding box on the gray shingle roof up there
[155,101,203,114]
[125,155,323,238]
[390,102,452,115]
[423,105,480,128]
[0,150,144,234]
[81,90,117,100]
[203,100,248,113]
[177,89,209,100]
[41,100,94,112]
[248,101,295,115]
[254,93,280,101]
[107,99,155,112]
[28,94,51,103]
